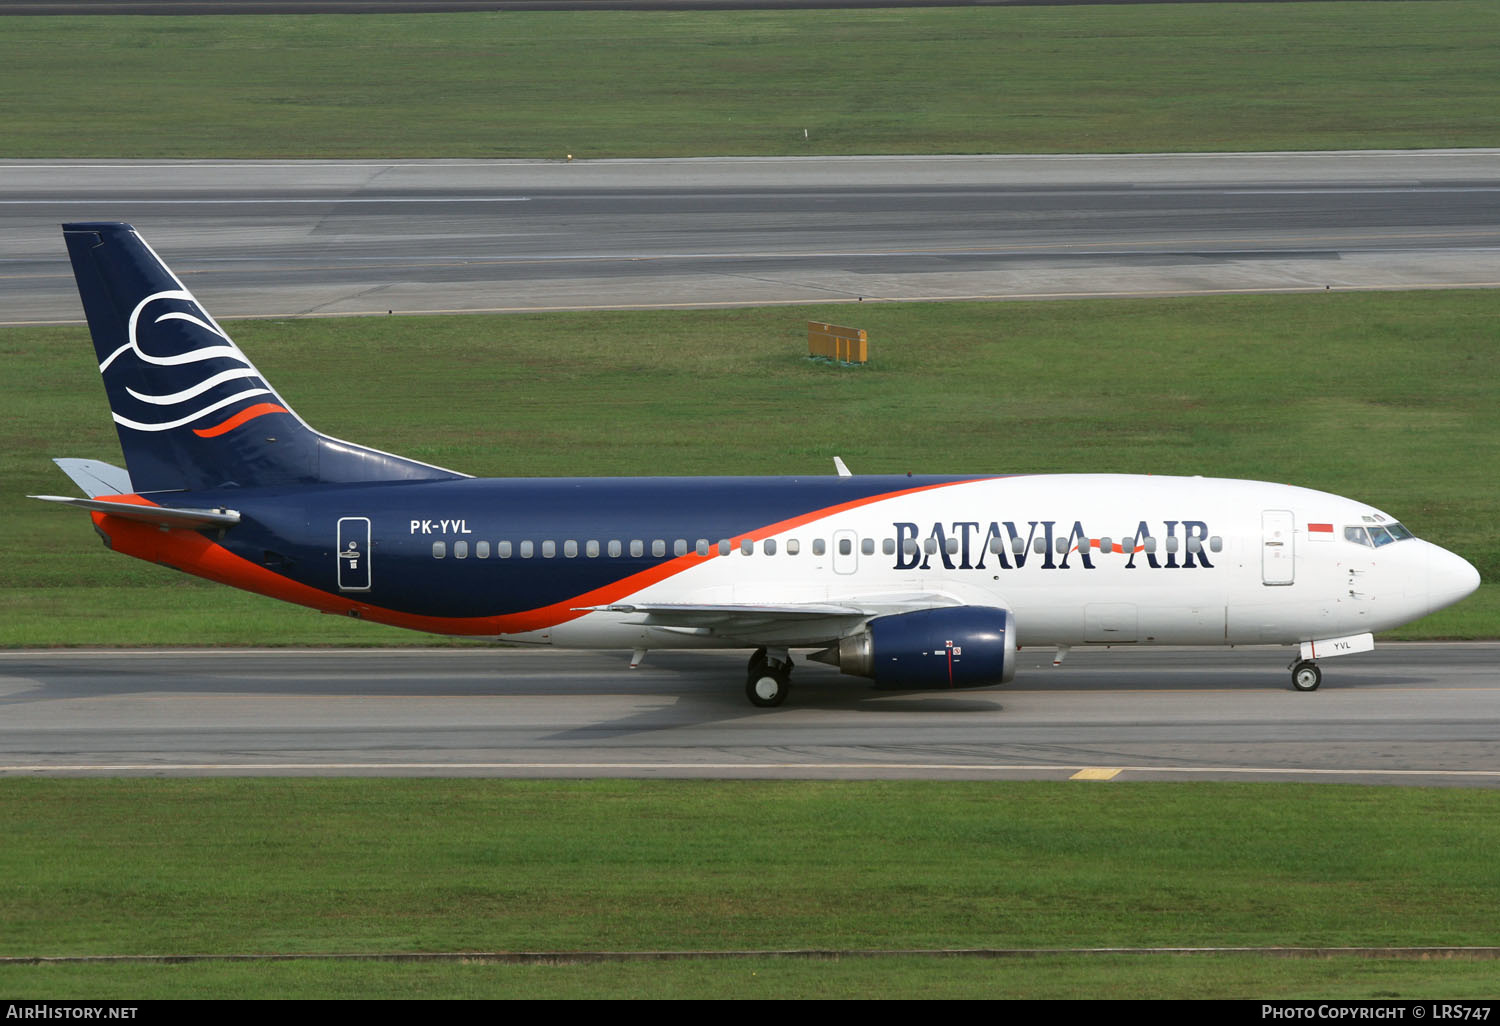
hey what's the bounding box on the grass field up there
[8,954,1500,1000]
[2,3,1497,158]
[5,290,1495,645]
[2,779,1498,998]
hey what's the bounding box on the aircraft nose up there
[1423,542,1481,614]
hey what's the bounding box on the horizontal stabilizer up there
[28,494,240,528]
[52,458,134,498]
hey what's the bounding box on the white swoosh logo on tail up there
[101,289,276,433]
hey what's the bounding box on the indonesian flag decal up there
[1308,522,1335,542]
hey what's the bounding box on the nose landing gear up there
[1290,659,1322,692]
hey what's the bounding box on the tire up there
[746,669,789,707]
[1291,661,1322,692]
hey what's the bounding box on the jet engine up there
[810,606,1017,689]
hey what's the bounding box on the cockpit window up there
[1345,522,1414,547]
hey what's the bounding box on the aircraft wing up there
[577,593,961,643]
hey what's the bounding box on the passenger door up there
[1261,510,1295,586]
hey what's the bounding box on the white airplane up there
[35,223,1482,706]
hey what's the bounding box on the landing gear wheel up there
[1291,660,1322,692]
[745,649,791,708]
[746,669,789,707]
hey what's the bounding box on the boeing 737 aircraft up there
[33,223,1481,706]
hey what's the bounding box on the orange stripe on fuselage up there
[92,476,989,637]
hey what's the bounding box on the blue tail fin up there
[63,223,464,493]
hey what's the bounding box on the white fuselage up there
[521,475,1478,652]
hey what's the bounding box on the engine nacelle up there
[812,606,1017,690]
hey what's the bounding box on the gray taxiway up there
[2,644,1496,785]
[5,150,1499,323]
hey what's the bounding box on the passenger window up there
[862,538,875,556]
[903,538,918,557]
[1165,537,1180,553]
[945,537,959,555]
[787,539,800,555]
[563,540,578,558]
[674,539,687,557]
[1143,537,1157,553]
[455,541,468,559]
[741,539,754,555]
[839,538,853,556]
[586,540,600,558]
[651,540,665,557]
[476,541,490,559]
[1100,537,1112,553]
[1210,536,1222,552]
[499,541,512,558]
[1012,537,1026,554]
[924,538,937,555]
[432,541,446,559]
[1054,537,1069,555]
[542,540,556,558]
[520,541,534,558]
[1033,538,1046,555]
[630,540,643,557]
[718,539,731,556]
[764,539,777,556]
[812,538,826,556]
[608,540,622,558]
[883,538,895,556]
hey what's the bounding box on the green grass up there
[1,779,1498,998]
[5,954,1500,1000]
[2,3,1498,158]
[4,290,1495,645]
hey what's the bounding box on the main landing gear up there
[1290,659,1323,692]
[746,647,793,707]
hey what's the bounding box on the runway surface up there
[5,150,1499,323]
[2,644,1496,785]
[0,1,1292,13]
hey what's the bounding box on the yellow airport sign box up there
[808,322,868,364]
